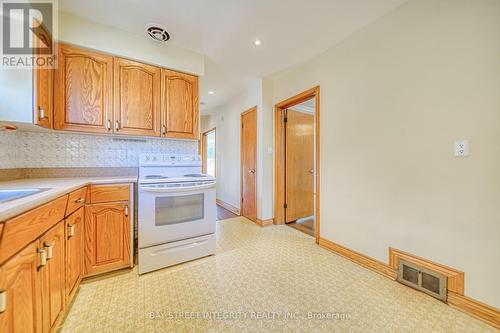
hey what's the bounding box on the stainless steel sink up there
[0,188,51,203]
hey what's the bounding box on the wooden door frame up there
[240,106,258,222]
[274,86,320,243]
[201,127,216,175]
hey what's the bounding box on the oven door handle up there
[139,183,216,193]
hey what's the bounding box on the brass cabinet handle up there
[125,205,129,217]
[38,248,47,268]
[74,198,85,204]
[107,119,111,131]
[308,170,314,174]
[0,289,6,313]
[115,120,120,131]
[67,224,75,238]
[44,242,54,260]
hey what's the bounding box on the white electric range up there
[138,153,216,274]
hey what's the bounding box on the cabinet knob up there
[74,198,85,204]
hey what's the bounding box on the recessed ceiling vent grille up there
[145,24,170,43]
[397,258,447,302]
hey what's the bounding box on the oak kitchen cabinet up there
[85,184,132,275]
[40,221,66,333]
[161,69,199,139]
[65,207,84,303]
[0,240,42,333]
[54,43,114,133]
[114,57,161,136]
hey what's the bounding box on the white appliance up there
[138,153,216,274]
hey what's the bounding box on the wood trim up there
[240,106,258,222]
[389,247,464,295]
[201,127,216,175]
[318,240,500,329]
[216,199,240,216]
[448,292,500,329]
[319,238,397,279]
[274,86,320,243]
[256,218,274,227]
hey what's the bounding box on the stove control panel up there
[139,154,201,166]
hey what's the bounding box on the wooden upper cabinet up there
[33,22,53,129]
[0,241,42,333]
[40,221,66,333]
[114,58,161,136]
[54,44,113,133]
[161,69,199,139]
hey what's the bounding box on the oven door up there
[138,182,216,248]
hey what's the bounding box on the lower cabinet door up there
[65,207,84,303]
[0,241,43,333]
[40,221,66,333]
[85,202,131,275]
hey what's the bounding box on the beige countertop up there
[0,176,137,222]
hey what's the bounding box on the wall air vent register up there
[397,258,448,302]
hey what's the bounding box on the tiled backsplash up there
[0,131,198,169]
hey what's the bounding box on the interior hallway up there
[60,217,497,333]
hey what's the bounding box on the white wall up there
[59,12,204,75]
[268,0,500,308]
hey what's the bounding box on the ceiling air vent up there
[145,24,170,43]
[397,258,447,302]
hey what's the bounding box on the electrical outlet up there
[454,140,469,157]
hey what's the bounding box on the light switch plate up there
[454,140,469,157]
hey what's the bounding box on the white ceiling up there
[60,0,407,114]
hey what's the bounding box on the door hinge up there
[0,289,6,313]
[284,203,288,209]
[284,117,288,123]
[241,197,244,203]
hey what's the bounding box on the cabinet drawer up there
[0,195,68,265]
[66,186,87,216]
[89,184,131,203]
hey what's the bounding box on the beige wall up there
[59,12,204,75]
[268,0,500,308]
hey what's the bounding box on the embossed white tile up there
[0,131,198,168]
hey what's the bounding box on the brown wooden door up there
[285,110,315,223]
[84,202,130,275]
[0,241,42,333]
[240,107,257,222]
[65,207,84,302]
[54,43,113,133]
[40,221,65,333]
[114,58,161,136]
[32,22,53,129]
[161,69,199,139]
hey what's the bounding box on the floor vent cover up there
[397,258,447,302]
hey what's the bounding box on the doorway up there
[274,87,320,242]
[240,106,257,222]
[201,128,216,177]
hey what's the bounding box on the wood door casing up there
[0,241,42,333]
[240,107,257,222]
[285,110,315,223]
[40,221,66,333]
[65,207,84,303]
[161,69,199,139]
[54,43,113,133]
[32,21,53,129]
[84,202,130,275]
[114,58,161,136]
